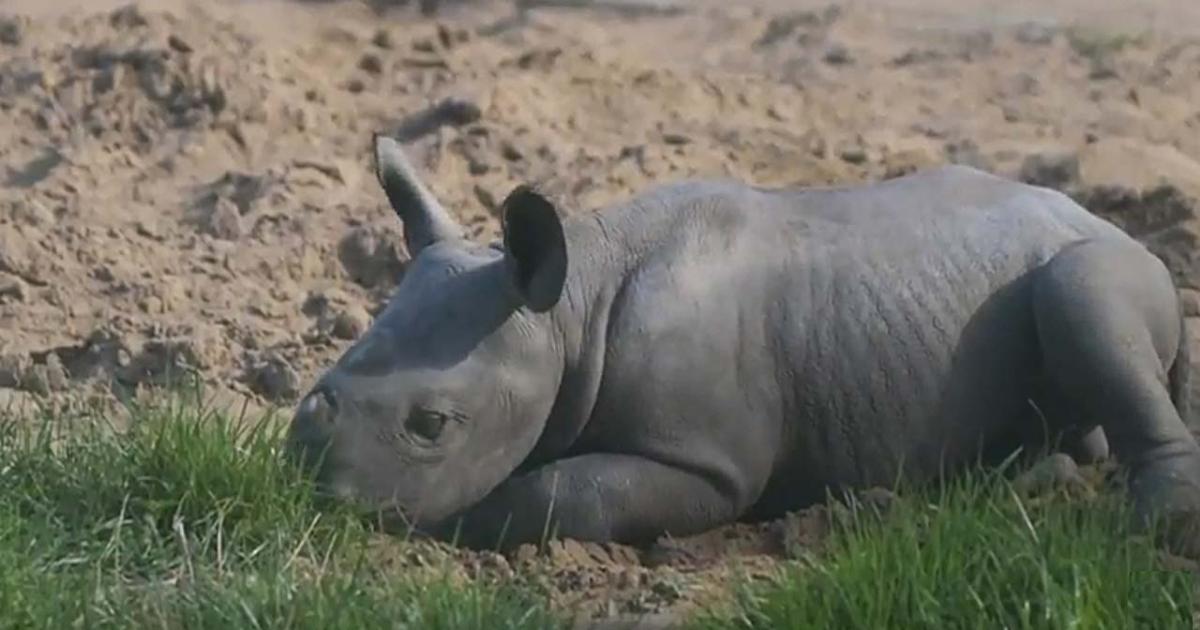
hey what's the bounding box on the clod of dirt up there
[109,4,149,29]
[337,226,407,288]
[0,226,47,286]
[0,14,27,46]
[1013,21,1058,46]
[358,53,385,75]
[1180,289,1200,317]
[0,354,31,389]
[839,146,868,164]
[391,96,484,142]
[196,171,277,216]
[0,388,38,416]
[823,43,854,65]
[882,146,940,179]
[371,29,394,50]
[246,354,301,402]
[777,505,835,557]
[332,305,372,340]
[1018,152,1081,189]
[205,197,244,240]
[167,33,193,54]
[944,139,991,171]
[0,273,28,303]
[9,198,55,227]
[1013,453,1092,499]
[22,353,70,396]
[117,338,205,387]
[854,486,899,515]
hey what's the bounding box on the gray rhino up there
[286,134,1200,550]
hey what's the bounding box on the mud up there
[3,0,1200,624]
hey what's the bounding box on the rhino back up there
[561,165,1129,513]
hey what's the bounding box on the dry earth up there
[2,0,1200,625]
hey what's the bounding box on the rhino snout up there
[287,385,339,472]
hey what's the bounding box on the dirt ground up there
[2,0,1200,625]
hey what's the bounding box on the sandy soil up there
[2,0,1200,624]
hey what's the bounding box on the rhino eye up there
[406,409,448,443]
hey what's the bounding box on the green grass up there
[691,468,1197,630]
[3,390,1196,630]
[0,391,562,630]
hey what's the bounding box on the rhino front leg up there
[1032,238,1200,546]
[443,453,740,551]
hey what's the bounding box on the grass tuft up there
[0,392,561,630]
[691,469,1196,629]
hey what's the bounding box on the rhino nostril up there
[303,386,338,426]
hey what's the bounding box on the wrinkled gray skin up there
[287,134,1200,551]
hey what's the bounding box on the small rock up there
[889,48,944,67]
[1013,453,1091,498]
[372,29,394,50]
[12,198,54,227]
[511,544,539,566]
[206,197,243,240]
[435,97,482,127]
[473,184,497,212]
[293,159,353,186]
[855,487,897,515]
[944,139,991,171]
[337,226,407,288]
[118,339,204,386]
[823,44,853,65]
[0,15,27,46]
[358,53,384,75]
[500,141,524,162]
[167,34,193,54]
[778,505,832,556]
[43,353,70,391]
[1018,152,1081,190]
[0,388,38,417]
[839,146,867,164]
[1089,62,1119,81]
[1180,289,1200,317]
[22,355,68,396]
[247,354,300,402]
[882,146,939,179]
[109,4,148,29]
[662,133,691,146]
[345,77,366,94]
[0,273,27,303]
[0,354,30,388]
[642,540,700,569]
[332,306,372,340]
[1014,21,1057,46]
[135,219,160,239]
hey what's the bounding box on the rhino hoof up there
[1130,457,1200,558]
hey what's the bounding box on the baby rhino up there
[287,134,1200,551]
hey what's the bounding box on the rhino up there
[286,134,1200,551]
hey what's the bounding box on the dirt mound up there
[3,0,1200,417]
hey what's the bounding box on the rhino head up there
[285,134,568,530]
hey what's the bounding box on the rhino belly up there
[776,256,1050,505]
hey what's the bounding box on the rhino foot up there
[1131,455,1200,558]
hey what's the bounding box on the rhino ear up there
[500,185,567,313]
[373,133,462,255]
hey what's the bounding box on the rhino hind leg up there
[1031,237,1200,549]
